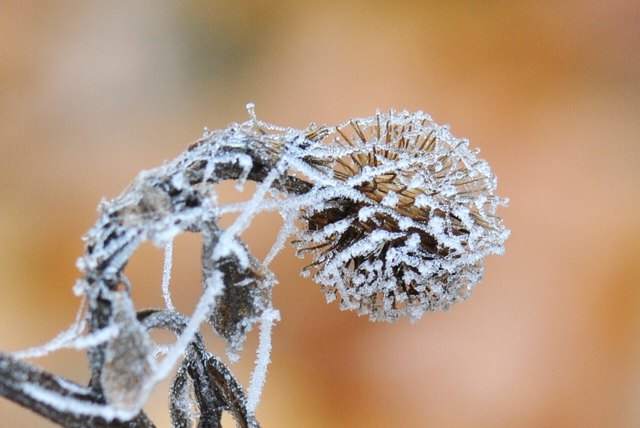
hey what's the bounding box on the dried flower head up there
[295,110,509,321]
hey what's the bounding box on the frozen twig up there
[0,107,508,426]
[0,352,155,427]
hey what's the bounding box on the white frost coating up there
[21,383,137,421]
[161,239,175,311]
[54,377,93,395]
[152,344,171,358]
[216,197,283,219]
[263,208,296,266]
[170,366,196,422]
[246,308,280,413]
[234,153,254,191]
[381,191,399,207]
[215,234,251,269]
[212,164,282,263]
[66,325,120,349]
[293,110,509,321]
[13,293,88,359]
[13,319,87,359]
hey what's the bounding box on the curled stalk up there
[0,107,508,426]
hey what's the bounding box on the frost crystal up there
[294,110,509,321]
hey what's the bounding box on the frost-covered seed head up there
[295,110,509,322]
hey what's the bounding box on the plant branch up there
[0,352,155,427]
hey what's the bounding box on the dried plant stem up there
[1,127,295,426]
[0,351,155,427]
[0,109,508,427]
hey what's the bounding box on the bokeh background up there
[1,1,639,427]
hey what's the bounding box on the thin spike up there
[336,127,354,147]
[455,177,487,187]
[350,120,367,143]
[335,158,357,176]
[458,187,488,196]
[349,154,364,170]
[424,131,436,152]
[376,173,397,183]
[401,135,409,150]
[385,118,392,144]
[398,125,407,148]
[303,241,334,252]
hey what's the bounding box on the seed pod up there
[295,110,509,322]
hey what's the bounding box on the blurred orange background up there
[1,1,639,427]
